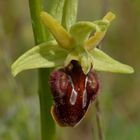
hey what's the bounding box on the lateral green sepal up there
[11,41,68,76]
[91,48,134,74]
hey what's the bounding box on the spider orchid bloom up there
[49,60,99,126]
[11,11,134,127]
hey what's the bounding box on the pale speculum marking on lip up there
[69,86,78,105]
[49,60,99,127]
[69,75,78,106]
[69,75,88,108]
[82,77,88,109]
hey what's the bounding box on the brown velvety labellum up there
[49,61,99,127]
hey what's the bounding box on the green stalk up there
[29,0,47,44]
[29,0,55,140]
[38,69,55,140]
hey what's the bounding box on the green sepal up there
[93,20,109,32]
[80,52,92,74]
[65,47,92,74]
[11,41,68,76]
[70,21,97,44]
[91,48,134,74]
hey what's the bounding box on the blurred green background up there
[0,0,139,140]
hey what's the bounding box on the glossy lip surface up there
[49,61,99,127]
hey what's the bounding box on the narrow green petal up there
[91,48,134,74]
[86,31,106,50]
[11,41,67,76]
[70,21,96,44]
[40,11,74,50]
[44,0,66,40]
[86,12,115,50]
[103,11,116,22]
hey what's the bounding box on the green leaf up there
[11,41,67,76]
[70,21,96,44]
[62,0,78,30]
[91,48,134,74]
[45,0,65,23]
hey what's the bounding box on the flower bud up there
[49,61,99,127]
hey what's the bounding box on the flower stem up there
[29,0,55,140]
[29,0,79,139]
[29,0,47,44]
[38,69,56,140]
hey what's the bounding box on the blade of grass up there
[95,98,105,140]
